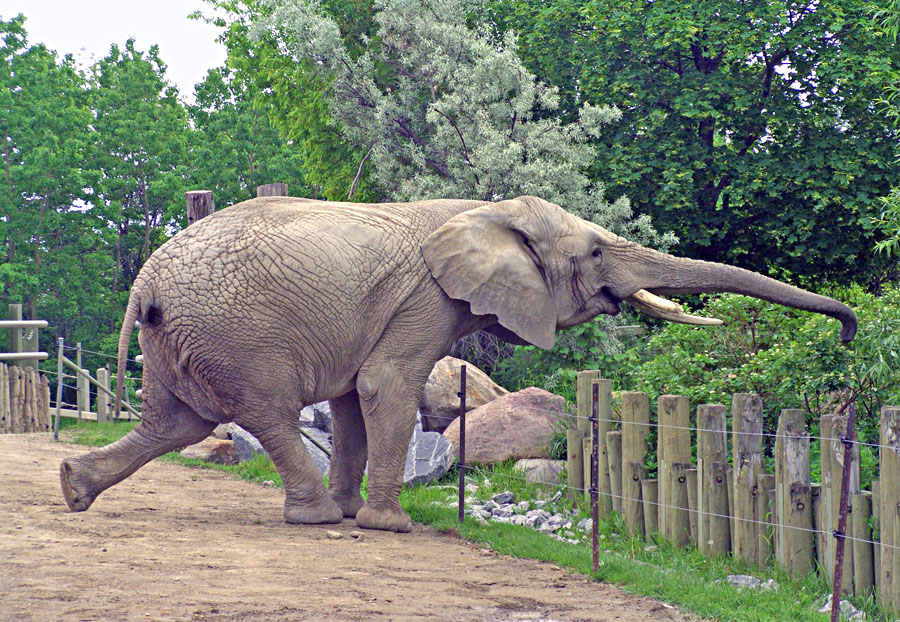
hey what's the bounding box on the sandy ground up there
[0,434,695,622]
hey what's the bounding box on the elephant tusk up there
[626,290,724,326]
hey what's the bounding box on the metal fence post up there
[831,404,857,622]
[591,381,600,573]
[458,365,467,523]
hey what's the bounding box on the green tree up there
[196,0,377,201]
[189,66,309,206]
[492,0,900,286]
[0,15,111,348]
[252,0,672,247]
[90,40,192,297]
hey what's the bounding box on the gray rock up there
[300,427,333,474]
[403,423,455,487]
[818,594,864,619]
[515,501,530,514]
[514,459,565,487]
[493,506,514,518]
[211,424,231,440]
[577,518,593,532]
[227,423,268,462]
[492,491,515,505]
[726,575,777,591]
[300,401,332,433]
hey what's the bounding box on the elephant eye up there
[592,247,603,259]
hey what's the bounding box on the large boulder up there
[227,423,268,463]
[420,356,508,433]
[403,422,456,487]
[180,438,240,465]
[442,387,566,465]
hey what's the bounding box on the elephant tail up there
[114,292,141,420]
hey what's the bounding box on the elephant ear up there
[421,199,558,349]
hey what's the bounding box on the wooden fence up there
[568,371,900,611]
[0,363,51,433]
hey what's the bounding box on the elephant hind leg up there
[327,390,367,518]
[60,396,215,512]
[236,414,343,525]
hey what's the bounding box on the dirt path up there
[0,434,694,622]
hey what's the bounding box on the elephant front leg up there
[327,390,367,518]
[354,359,424,533]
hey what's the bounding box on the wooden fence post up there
[667,462,692,546]
[96,368,111,423]
[257,183,287,197]
[607,430,623,514]
[581,378,612,516]
[873,479,881,584]
[775,408,813,578]
[757,473,775,565]
[658,395,691,543]
[568,371,599,502]
[642,478,659,535]
[621,392,650,536]
[697,404,728,555]
[567,426,585,503]
[732,393,763,566]
[186,191,215,226]
[22,367,34,433]
[879,406,900,610]
[686,468,699,545]
[76,367,90,420]
[9,366,23,433]
[851,491,875,597]
[820,414,836,585]
[0,363,9,433]
[39,372,50,432]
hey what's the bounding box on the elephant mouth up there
[597,286,622,315]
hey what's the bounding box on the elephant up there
[59,195,856,532]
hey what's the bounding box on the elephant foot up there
[330,492,366,518]
[355,502,413,533]
[283,497,343,525]
[60,457,100,512]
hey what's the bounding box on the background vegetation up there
[3,0,900,458]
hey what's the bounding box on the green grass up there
[61,421,877,621]
[401,464,836,622]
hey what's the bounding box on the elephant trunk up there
[627,248,857,342]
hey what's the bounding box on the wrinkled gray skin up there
[60,196,856,532]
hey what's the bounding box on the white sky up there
[1,0,228,102]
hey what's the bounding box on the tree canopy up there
[491,0,900,285]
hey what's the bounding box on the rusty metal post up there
[591,381,600,573]
[831,403,857,622]
[458,365,467,523]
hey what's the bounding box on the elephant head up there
[421,196,856,349]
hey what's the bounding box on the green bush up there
[622,287,900,463]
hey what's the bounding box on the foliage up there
[619,290,900,448]
[0,15,109,347]
[195,0,378,202]
[251,0,673,246]
[188,66,310,206]
[90,39,193,291]
[490,0,900,286]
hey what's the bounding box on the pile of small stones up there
[456,490,591,544]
